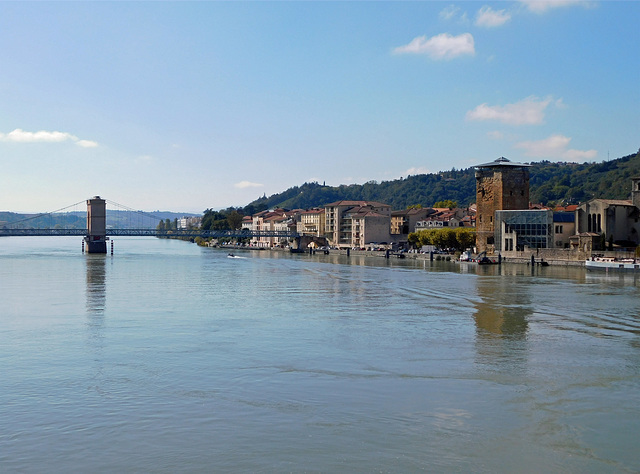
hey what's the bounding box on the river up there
[1,237,639,473]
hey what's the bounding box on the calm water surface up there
[1,237,639,473]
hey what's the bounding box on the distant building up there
[324,200,391,248]
[414,208,469,231]
[241,215,253,232]
[297,209,326,237]
[575,192,640,248]
[177,216,202,229]
[391,208,435,235]
[475,157,530,253]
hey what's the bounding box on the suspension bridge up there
[0,197,297,253]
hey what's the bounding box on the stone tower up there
[475,157,530,253]
[85,196,107,254]
[631,177,640,209]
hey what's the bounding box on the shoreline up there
[219,244,588,267]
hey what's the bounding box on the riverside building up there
[475,157,530,253]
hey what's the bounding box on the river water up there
[1,237,639,473]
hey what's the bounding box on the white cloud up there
[0,128,99,147]
[515,134,597,161]
[406,167,431,175]
[76,139,99,148]
[235,181,263,189]
[393,33,475,60]
[487,131,504,140]
[466,96,554,125]
[440,5,461,21]
[561,148,598,161]
[519,0,591,14]
[475,6,512,27]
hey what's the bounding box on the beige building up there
[391,208,435,235]
[575,189,640,248]
[324,200,391,248]
[553,212,575,248]
[297,209,326,237]
[252,210,289,247]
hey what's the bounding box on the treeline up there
[408,228,476,252]
[201,208,244,231]
[240,150,640,212]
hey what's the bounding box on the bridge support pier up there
[85,196,108,254]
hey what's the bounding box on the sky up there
[0,0,638,213]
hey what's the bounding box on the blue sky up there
[0,1,638,213]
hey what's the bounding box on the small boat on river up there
[586,257,640,272]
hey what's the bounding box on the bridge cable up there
[6,201,87,227]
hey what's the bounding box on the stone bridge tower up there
[85,196,107,253]
[475,157,530,254]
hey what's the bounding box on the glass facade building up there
[495,210,553,251]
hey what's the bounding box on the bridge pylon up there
[85,196,108,254]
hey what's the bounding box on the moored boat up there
[586,257,640,272]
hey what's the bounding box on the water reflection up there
[85,255,107,316]
[473,270,531,375]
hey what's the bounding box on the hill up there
[0,210,195,230]
[243,150,640,212]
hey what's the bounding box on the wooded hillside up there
[242,150,640,213]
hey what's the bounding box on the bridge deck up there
[0,228,297,238]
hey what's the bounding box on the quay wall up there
[219,244,633,267]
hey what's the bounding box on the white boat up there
[585,257,640,272]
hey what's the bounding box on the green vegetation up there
[241,150,640,211]
[201,208,244,231]
[433,200,457,209]
[156,218,177,232]
[408,228,476,251]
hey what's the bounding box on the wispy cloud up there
[235,181,263,189]
[475,6,512,27]
[515,134,597,161]
[440,4,469,23]
[519,0,592,14]
[0,128,98,147]
[76,139,99,148]
[393,33,475,60]
[440,5,461,21]
[406,167,431,175]
[466,96,557,126]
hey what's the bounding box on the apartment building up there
[297,208,326,237]
[324,200,392,248]
[391,208,435,235]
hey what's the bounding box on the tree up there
[433,200,457,209]
[432,228,456,249]
[455,228,476,250]
[408,232,421,247]
[227,210,243,230]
